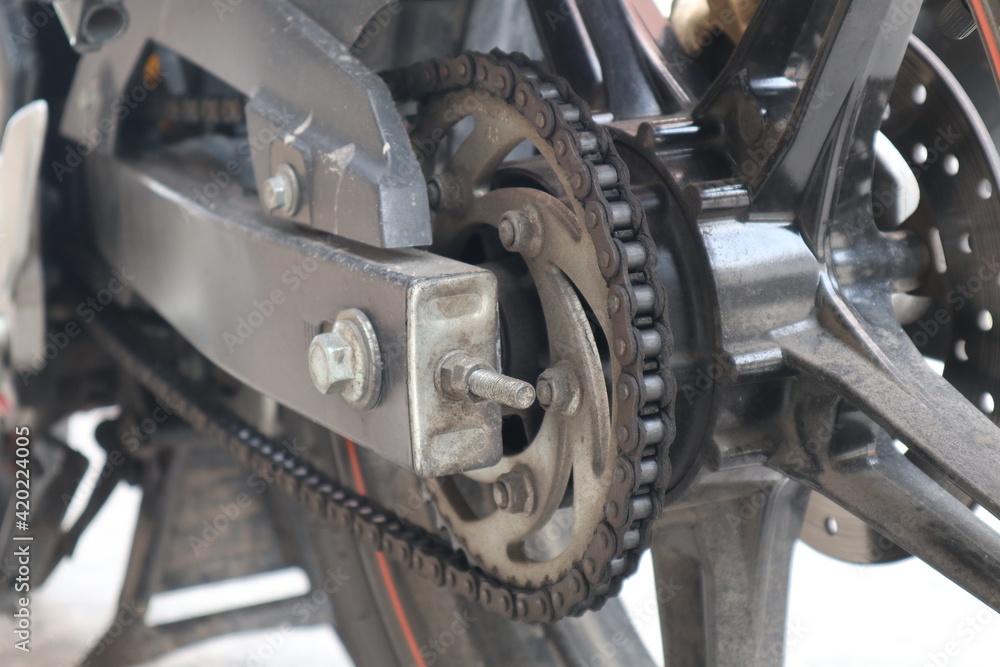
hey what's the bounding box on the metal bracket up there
[85,146,501,476]
[60,0,430,248]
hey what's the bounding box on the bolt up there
[536,361,582,415]
[309,331,355,395]
[467,368,535,410]
[493,468,535,514]
[308,309,382,409]
[262,164,300,216]
[438,351,536,410]
[498,208,543,256]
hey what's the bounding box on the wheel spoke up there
[777,280,1000,522]
[770,408,1000,611]
[651,472,809,667]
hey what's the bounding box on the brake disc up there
[389,51,677,595]
[800,37,1000,563]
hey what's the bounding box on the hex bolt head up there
[308,309,382,410]
[498,207,544,257]
[536,361,582,415]
[493,468,535,514]
[262,164,300,217]
[308,331,355,396]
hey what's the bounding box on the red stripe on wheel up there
[345,439,428,667]
[969,0,1000,83]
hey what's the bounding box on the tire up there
[284,411,657,667]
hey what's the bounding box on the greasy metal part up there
[61,0,430,248]
[0,101,47,370]
[694,0,921,251]
[769,399,1000,612]
[438,350,536,410]
[498,207,544,257]
[290,0,401,48]
[308,308,382,410]
[885,39,1000,465]
[56,1,1000,648]
[620,0,703,112]
[466,368,535,410]
[52,0,129,52]
[84,148,501,477]
[652,471,809,667]
[389,50,675,605]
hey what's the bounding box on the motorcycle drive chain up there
[94,50,677,623]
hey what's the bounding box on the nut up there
[493,467,536,514]
[536,361,582,415]
[438,351,492,402]
[497,207,544,257]
[438,351,536,410]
